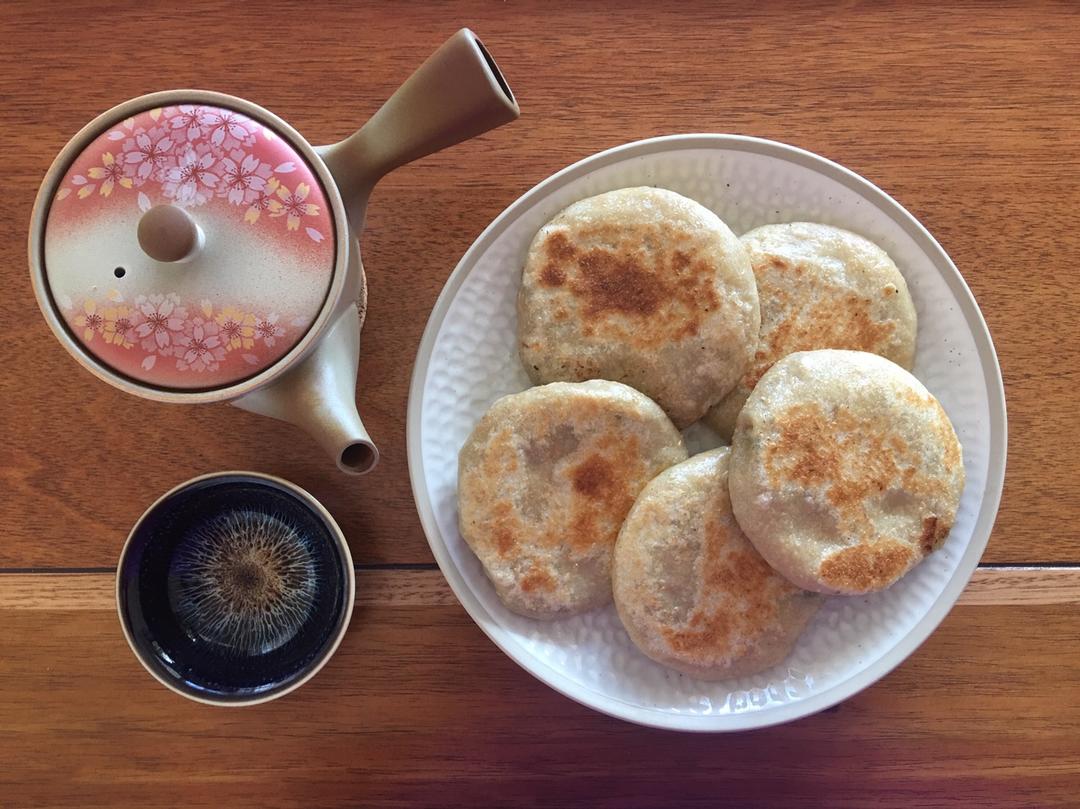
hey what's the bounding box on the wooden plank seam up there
[0,567,1076,610]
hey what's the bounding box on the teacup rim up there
[115,470,356,707]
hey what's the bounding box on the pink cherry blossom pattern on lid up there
[43,101,336,390]
[57,293,303,387]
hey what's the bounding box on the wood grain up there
[0,0,1078,568]
[2,567,1079,611]
[0,596,1078,808]
[1,1,1079,805]
[962,566,1080,606]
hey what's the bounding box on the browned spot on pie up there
[487,500,521,559]
[563,435,645,554]
[574,249,664,317]
[520,565,555,593]
[539,232,576,286]
[533,223,724,350]
[540,263,566,287]
[661,515,789,657]
[494,528,516,557]
[671,250,692,273]
[918,515,951,554]
[819,541,916,592]
[765,402,912,512]
[763,401,952,573]
[765,403,843,489]
[479,428,518,479]
[570,454,615,498]
[545,231,577,261]
[900,387,930,409]
[741,256,899,388]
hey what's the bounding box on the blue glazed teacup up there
[117,472,354,706]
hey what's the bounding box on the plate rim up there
[406,133,1008,731]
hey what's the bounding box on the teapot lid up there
[40,100,336,389]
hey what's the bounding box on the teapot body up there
[29,29,518,474]
[230,229,380,474]
[29,90,356,406]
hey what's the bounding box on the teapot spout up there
[318,28,519,222]
[232,309,379,475]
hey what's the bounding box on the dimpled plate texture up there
[407,135,1006,731]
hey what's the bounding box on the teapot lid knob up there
[137,204,202,263]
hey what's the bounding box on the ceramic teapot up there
[28,29,518,474]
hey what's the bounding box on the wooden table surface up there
[2,1,1078,806]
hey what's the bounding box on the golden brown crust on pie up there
[705,223,916,440]
[613,449,821,679]
[459,380,687,619]
[728,350,965,595]
[519,187,759,428]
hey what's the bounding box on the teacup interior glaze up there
[118,474,352,704]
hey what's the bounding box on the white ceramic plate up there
[407,135,1006,731]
